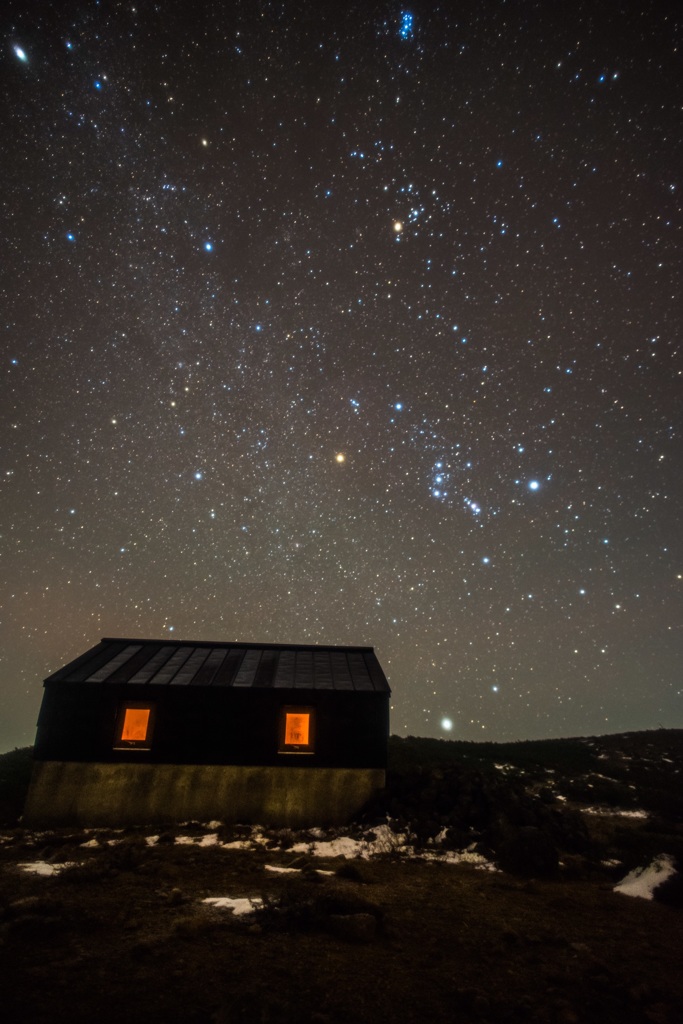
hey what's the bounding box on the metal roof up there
[45,638,391,693]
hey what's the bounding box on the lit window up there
[279,706,314,754]
[115,704,154,750]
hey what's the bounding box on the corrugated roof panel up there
[149,646,194,685]
[330,651,354,690]
[105,644,164,684]
[169,647,212,685]
[347,652,374,691]
[128,645,176,684]
[253,648,277,687]
[313,651,334,689]
[294,650,314,689]
[62,641,130,683]
[44,641,111,683]
[273,649,295,688]
[190,647,228,686]
[233,648,262,686]
[212,648,245,687]
[87,645,143,683]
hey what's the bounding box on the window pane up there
[285,712,309,746]
[121,707,151,742]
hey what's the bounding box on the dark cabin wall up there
[33,682,389,769]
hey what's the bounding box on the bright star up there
[335,453,346,464]
[204,242,213,251]
[393,220,403,233]
[441,718,453,731]
[14,45,28,63]
[528,480,540,491]
[194,471,203,480]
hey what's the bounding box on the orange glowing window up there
[114,703,154,750]
[121,707,150,742]
[279,706,315,754]
[285,712,309,746]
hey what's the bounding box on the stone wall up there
[23,761,385,827]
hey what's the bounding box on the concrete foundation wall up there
[23,761,386,827]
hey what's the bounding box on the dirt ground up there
[1,829,682,1024]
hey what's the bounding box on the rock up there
[327,912,377,943]
[334,862,367,883]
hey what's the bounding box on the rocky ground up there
[0,729,682,1023]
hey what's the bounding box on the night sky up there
[2,1,681,751]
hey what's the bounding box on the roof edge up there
[99,637,376,654]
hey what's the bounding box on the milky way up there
[1,2,681,748]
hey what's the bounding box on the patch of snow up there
[80,838,99,848]
[601,859,622,868]
[614,855,677,901]
[289,835,367,859]
[494,763,516,772]
[285,825,493,867]
[264,864,334,876]
[146,835,159,846]
[421,849,497,870]
[581,807,648,819]
[198,833,219,847]
[176,833,222,847]
[205,820,224,829]
[202,896,263,916]
[19,861,77,876]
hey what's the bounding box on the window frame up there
[278,705,315,755]
[113,701,156,751]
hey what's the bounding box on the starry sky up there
[1,1,681,751]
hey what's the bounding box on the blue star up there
[13,45,28,63]
[204,241,213,252]
[528,480,540,491]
